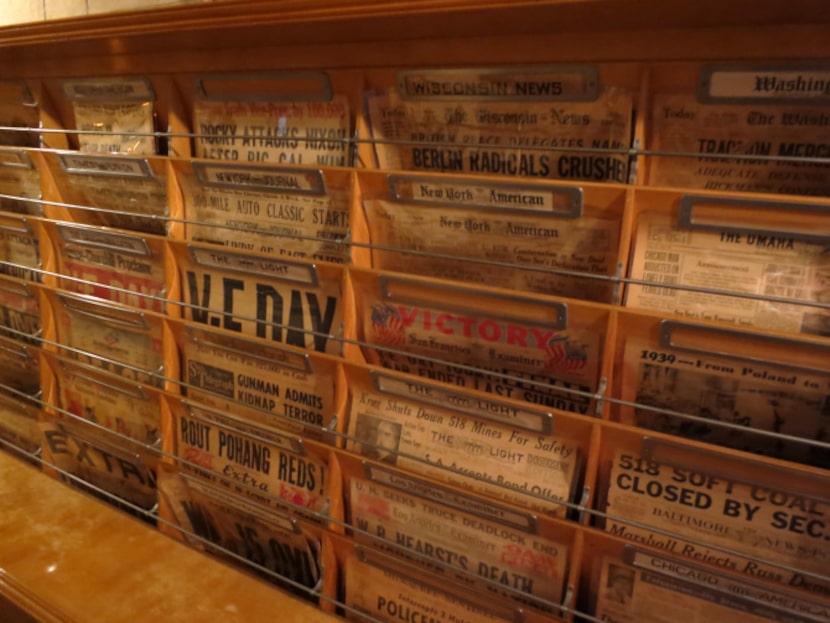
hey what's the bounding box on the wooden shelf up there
[0,2,828,622]
[0,0,829,75]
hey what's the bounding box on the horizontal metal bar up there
[2,195,828,312]
[1,126,829,165]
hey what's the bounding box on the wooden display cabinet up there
[0,1,828,622]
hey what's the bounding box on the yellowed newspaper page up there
[367,72,632,183]
[604,448,830,600]
[58,362,159,445]
[358,286,601,414]
[58,226,166,313]
[175,403,329,514]
[181,164,349,263]
[58,154,167,234]
[650,93,830,196]
[346,369,579,516]
[344,549,517,623]
[365,177,619,302]
[179,246,344,357]
[193,97,350,167]
[181,328,337,438]
[41,420,157,509]
[160,471,320,592]
[0,393,39,454]
[620,337,830,468]
[627,212,829,336]
[594,552,828,623]
[349,475,569,607]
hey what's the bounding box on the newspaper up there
[0,278,40,343]
[69,175,166,234]
[63,77,157,155]
[0,392,39,454]
[594,552,828,623]
[159,470,320,593]
[40,419,157,509]
[74,103,155,155]
[366,78,632,183]
[626,212,830,336]
[346,369,580,516]
[181,327,337,439]
[57,297,164,387]
[649,94,830,196]
[0,214,41,281]
[363,183,620,302]
[355,279,601,414]
[174,403,329,516]
[57,361,160,445]
[57,226,166,313]
[344,547,518,623]
[349,475,569,609]
[181,165,349,263]
[179,245,344,356]
[0,335,39,394]
[620,337,830,468]
[0,161,41,215]
[603,448,830,601]
[56,154,167,235]
[193,97,350,167]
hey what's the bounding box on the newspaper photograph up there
[363,187,620,303]
[159,470,320,595]
[649,94,830,196]
[180,163,350,263]
[55,154,167,235]
[620,337,830,469]
[346,368,580,516]
[193,96,350,167]
[181,327,337,438]
[0,391,40,454]
[174,403,330,515]
[355,282,601,414]
[40,419,157,510]
[57,360,160,446]
[626,211,830,336]
[366,76,632,183]
[344,547,518,623]
[0,160,41,215]
[178,244,344,356]
[0,215,41,282]
[348,475,569,607]
[57,225,166,313]
[594,552,827,623]
[603,448,830,600]
[0,335,39,394]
